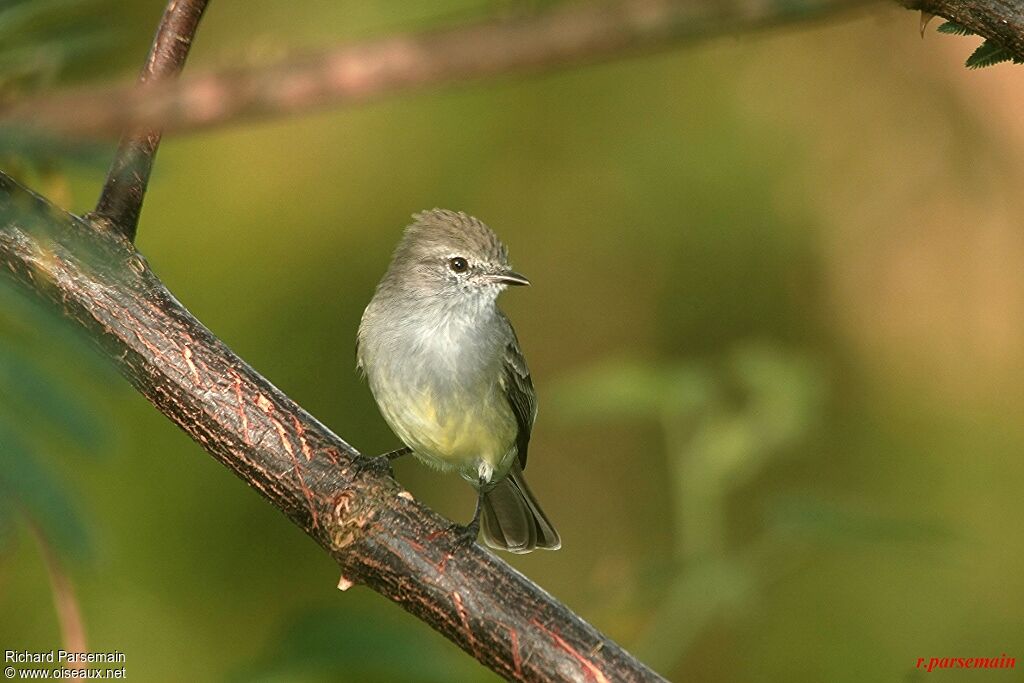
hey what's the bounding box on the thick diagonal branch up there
[3,0,870,140]
[0,172,666,682]
[90,0,209,241]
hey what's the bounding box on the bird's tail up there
[480,463,560,553]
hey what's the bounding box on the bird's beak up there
[489,270,531,287]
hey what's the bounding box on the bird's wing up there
[499,313,537,470]
[355,304,371,376]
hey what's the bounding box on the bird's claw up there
[351,454,394,478]
[448,520,480,549]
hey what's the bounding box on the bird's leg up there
[352,446,412,478]
[382,446,413,461]
[450,481,486,548]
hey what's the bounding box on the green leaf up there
[0,348,108,451]
[0,29,119,82]
[0,264,112,566]
[936,21,974,36]
[965,39,1019,69]
[0,0,129,176]
[0,0,123,80]
[0,268,119,382]
[0,280,114,453]
[0,418,91,561]
[934,22,1024,70]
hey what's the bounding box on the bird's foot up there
[447,483,485,549]
[349,446,412,479]
[448,519,480,549]
[350,454,394,478]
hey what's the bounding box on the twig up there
[2,0,870,140]
[0,171,668,682]
[89,0,209,241]
[27,522,88,670]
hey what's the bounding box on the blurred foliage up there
[0,0,124,95]
[0,421,90,558]
[767,495,954,545]
[0,128,107,169]
[2,2,1024,682]
[233,606,481,683]
[552,344,949,672]
[551,343,823,510]
[0,0,132,194]
[0,279,116,562]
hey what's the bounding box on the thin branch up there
[3,0,871,140]
[27,522,88,670]
[0,172,667,682]
[89,0,209,241]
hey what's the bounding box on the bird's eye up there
[448,257,468,273]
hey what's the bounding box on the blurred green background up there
[3,1,1024,681]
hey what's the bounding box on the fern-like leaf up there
[965,39,1015,68]
[937,21,975,36]
[935,20,1024,69]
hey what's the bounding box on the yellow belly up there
[377,387,516,475]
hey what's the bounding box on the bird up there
[356,209,560,553]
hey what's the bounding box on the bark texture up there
[899,0,1024,57]
[0,173,665,682]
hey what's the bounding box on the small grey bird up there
[357,209,560,553]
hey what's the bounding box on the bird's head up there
[387,209,529,306]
